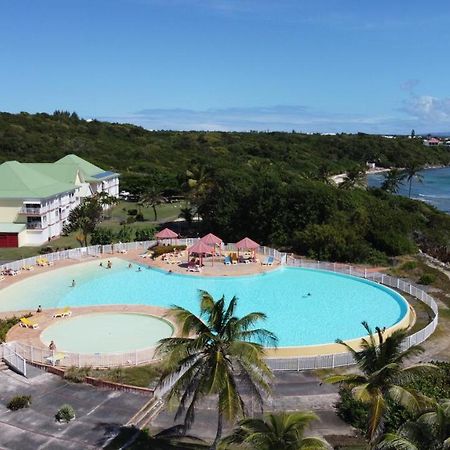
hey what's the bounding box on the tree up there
[185,164,214,204]
[339,166,365,190]
[326,322,435,443]
[381,169,406,194]
[116,225,133,243]
[179,206,194,226]
[404,163,424,198]
[155,291,277,450]
[63,193,115,246]
[377,400,450,450]
[139,186,166,221]
[90,227,114,245]
[221,411,329,450]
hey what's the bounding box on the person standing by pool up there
[36,305,42,313]
[107,260,112,269]
[49,340,56,355]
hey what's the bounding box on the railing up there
[0,242,439,371]
[19,207,47,216]
[1,343,27,376]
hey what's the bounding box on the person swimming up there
[128,263,132,269]
[71,280,76,287]
[137,267,142,272]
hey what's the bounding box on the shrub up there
[401,261,418,270]
[64,366,92,383]
[418,273,436,285]
[134,227,155,241]
[151,244,186,258]
[55,404,75,423]
[7,395,31,411]
[126,216,135,224]
[90,228,114,245]
[135,212,144,222]
[127,208,138,216]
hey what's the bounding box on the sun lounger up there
[22,265,34,271]
[19,317,39,329]
[261,256,274,266]
[3,268,19,276]
[53,306,72,318]
[187,265,201,272]
[224,255,231,265]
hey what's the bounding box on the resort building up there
[0,155,119,248]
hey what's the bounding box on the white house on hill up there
[0,155,119,248]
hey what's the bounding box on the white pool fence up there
[0,240,439,371]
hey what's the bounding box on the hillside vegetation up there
[1,111,450,263]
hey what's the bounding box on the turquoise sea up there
[367,166,450,213]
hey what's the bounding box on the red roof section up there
[188,241,214,254]
[200,233,223,245]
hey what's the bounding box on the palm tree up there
[221,411,329,450]
[377,400,450,450]
[155,291,277,450]
[325,322,435,443]
[404,163,424,198]
[381,169,406,194]
[179,206,195,226]
[185,164,214,203]
[339,166,365,190]
[139,186,166,221]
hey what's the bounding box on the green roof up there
[25,162,81,185]
[0,161,76,199]
[0,223,26,233]
[55,154,118,181]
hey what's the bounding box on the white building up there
[0,155,119,248]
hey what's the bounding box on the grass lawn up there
[0,201,187,263]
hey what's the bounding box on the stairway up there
[126,397,165,429]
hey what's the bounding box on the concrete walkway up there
[0,368,149,450]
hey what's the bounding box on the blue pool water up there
[0,259,408,347]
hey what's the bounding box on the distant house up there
[0,155,119,248]
[423,137,441,146]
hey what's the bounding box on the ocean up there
[367,167,450,213]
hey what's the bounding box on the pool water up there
[0,258,408,347]
[40,313,173,353]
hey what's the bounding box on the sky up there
[1,0,450,133]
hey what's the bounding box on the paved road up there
[152,371,354,441]
[0,369,148,450]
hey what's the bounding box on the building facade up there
[0,155,119,247]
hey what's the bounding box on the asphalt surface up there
[0,368,148,450]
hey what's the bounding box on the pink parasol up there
[235,237,260,259]
[155,228,178,239]
[236,237,260,249]
[200,233,223,266]
[188,240,214,266]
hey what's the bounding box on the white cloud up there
[100,105,414,134]
[403,95,450,123]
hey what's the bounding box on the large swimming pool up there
[0,258,408,347]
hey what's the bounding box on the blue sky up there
[1,0,450,133]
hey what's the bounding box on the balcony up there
[19,207,47,216]
[26,222,45,230]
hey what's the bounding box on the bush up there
[418,273,436,285]
[64,366,92,383]
[127,208,138,216]
[151,244,186,258]
[126,216,135,224]
[55,404,75,423]
[401,261,418,270]
[135,212,144,221]
[135,227,155,242]
[7,395,31,410]
[90,228,114,245]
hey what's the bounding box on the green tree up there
[185,164,214,204]
[116,225,133,242]
[139,186,166,221]
[404,163,424,198]
[134,227,155,242]
[155,291,277,450]
[179,206,195,226]
[381,169,405,193]
[326,322,435,443]
[90,227,114,245]
[339,166,365,190]
[378,400,450,450]
[63,193,115,246]
[221,411,329,450]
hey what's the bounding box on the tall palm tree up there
[185,164,214,203]
[155,291,277,450]
[139,186,166,221]
[325,322,435,443]
[381,169,406,194]
[221,411,329,450]
[404,163,424,198]
[377,400,450,450]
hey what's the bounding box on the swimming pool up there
[40,313,173,353]
[0,258,408,348]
